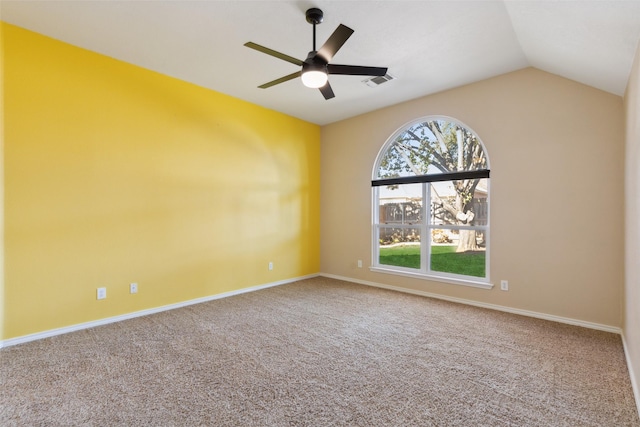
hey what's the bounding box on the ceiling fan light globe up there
[301,70,328,88]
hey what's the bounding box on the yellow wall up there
[321,68,624,328]
[625,39,640,404]
[1,23,320,340]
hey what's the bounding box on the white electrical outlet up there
[357,260,363,268]
[500,280,509,291]
[130,283,138,294]
[268,262,273,271]
[97,287,107,300]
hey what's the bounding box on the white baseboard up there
[0,271,623,344]
[320,273,622,335]
[0,274,318,349]
[622,333,640,417]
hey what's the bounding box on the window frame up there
[371,116,493,290]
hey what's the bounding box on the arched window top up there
[373,116,490,184]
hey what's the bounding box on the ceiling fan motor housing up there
[304,51,327,67]
[301,51,328,88]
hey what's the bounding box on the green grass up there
[379,245,485,277]
[379,245,421,269]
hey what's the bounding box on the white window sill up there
[369,266,494,290]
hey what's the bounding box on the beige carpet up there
[1,277,638,426]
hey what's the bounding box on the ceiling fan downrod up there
[306,8,324,52]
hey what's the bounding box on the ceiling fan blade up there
[244,42,304,66]
[317,24,354,63]
[327,64,388,76]
[258,71,302,89]
[319,82,335,100]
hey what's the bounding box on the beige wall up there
[625,41,640,406]
[321,67,624,328]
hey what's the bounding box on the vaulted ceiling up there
[2,1,640,125]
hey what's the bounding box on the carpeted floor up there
[1,276,638,426]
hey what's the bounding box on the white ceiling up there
[2,0,640,125]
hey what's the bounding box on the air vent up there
[363,74,395,87]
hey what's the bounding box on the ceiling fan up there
[244,8,388,100]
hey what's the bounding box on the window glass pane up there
[430,244,485,278]
[379,227,421,269]
[430,178,488,225]
[378,183,422,225]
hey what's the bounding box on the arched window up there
[371,116,491,288]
